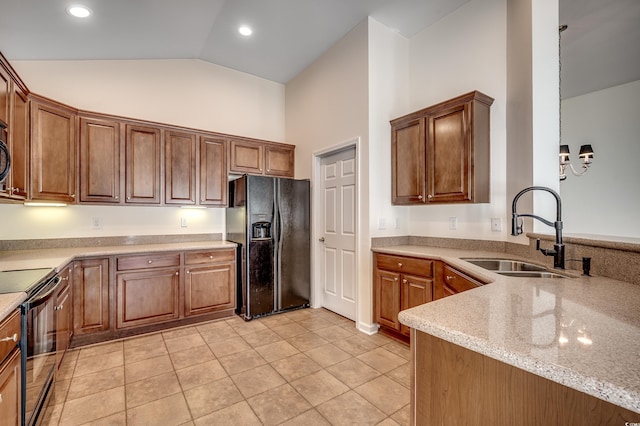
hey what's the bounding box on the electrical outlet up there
[378,218,386,230]
[491,217,502,232]
[449,217,457,230]
[181,217,188,228]
[91,217,102,229]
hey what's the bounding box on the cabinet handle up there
[0,393,3,403]
[209,255,213,259]
[394,277,398,281]
[127,196,131,200]
[71,194,76,199]
[175,272,179,276]
[446,275,455,282]
[403,279,407,284]
[428,194,433,199]
[115,196,119,200]
[61,276,69,281]
[186,271,190,274]
[0,333,18,343]
[148,260,153,264]
[418,195,423,200]
[398,262,403,267]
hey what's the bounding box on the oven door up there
[23,275,60,426]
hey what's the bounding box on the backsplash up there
[372,235,640,285]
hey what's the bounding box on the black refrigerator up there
[226,175,310,320]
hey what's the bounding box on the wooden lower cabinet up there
[0,349,21,426]
[55,264,73,368]
[436,264,484,300]
[400,274,432,336]
[116,267,180,329]
[411,330,640,426]
[73,258,110,336]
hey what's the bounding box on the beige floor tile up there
[170,344,215,370]
[304,343,352,367]
[164,333,206,354]
[193,401,262,426]
[382,341,411,360]
[282,309,313,322]
[40,402,63,426]
[228,318,269,336]
[366,332,396,347]
[81,411,127,425]
[123,340,168,364]
[231,364,286,398]
[60,386,125,425]
[279,408,332,426]
[270,353,322,382]
[52,377,71,405]
[355,376,410,415]
[176,359,228,390]
[162,325,198,340]
[312,324,357,342]
[287,332,328,352]
[125,354,174,383]
[194,318,230,332]
[74,350,124,377]
[377,418,402,426]
[77,341,123,360]
[290,369,349,406]
[199,324,239,344]
[208,336,251,358]
[297,317,334,331]
[326,357,382,388]
[57,361,76,381]
[122,332,163,349]
[127,393,192,426]
[247,383,312,425]
[357,347,408,373]
[218,349,267,375]
[255,340,300,362]
[184,377,244,419]
[333,334,379,356]
[126,371,182,408]
[255,314,294,328]
[67,366,125,401]
[316,391,386,425]
[391,404,411,426]
[271,323,308,339]
[386,363,411,388]
[61,348,80,366]
[242,328,282,348]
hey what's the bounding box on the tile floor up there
[43,308,411,425]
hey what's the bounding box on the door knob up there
[319,237,325,242]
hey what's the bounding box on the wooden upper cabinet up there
[0,64,10,127]
[391,91,493,205]
[229,138,295,178]
[200,136,227,206]
[30,96,77,203]
[8,87,29,199]
[165,130,196,205]
[391,117,426,204]
[79,116,121,203]
[125,124,161,204]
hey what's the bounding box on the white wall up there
[285,20,373,331]
[2,59,286,240]
[406,0,509,240]
[561,80,640,238]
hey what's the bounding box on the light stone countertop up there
[0,240,237,321]
[373,245,640,414]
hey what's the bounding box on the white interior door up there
[319,147,356,320]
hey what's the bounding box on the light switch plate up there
[91,217,102,229]
[181,217,188,228]
[449,217,457,230]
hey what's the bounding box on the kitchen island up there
[373,245,640,425]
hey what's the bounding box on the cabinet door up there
[165,131,196,205]
[185,262,235,316]
[391,117,426,204]
[199,136,227,206]
[0,349,20,426]
[116,268,180,329]
[79,117,121,203]
[55,265,72,369]
[125,125,161,204]
[30,98,77,202]
[8,86,29,199]
[0,64,9,127]
[73,258,110,335]
[400,274,432,336]
[375,269,401,331]
[264,145,294,177]
[229,139,263,175]
[442,265,483,297]
[427,102,471,203]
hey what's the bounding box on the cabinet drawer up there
[443,265,484,295]
[185,249,235,265]
[117,253,181,271]
[0,310,20,364]
[376,254,433,277]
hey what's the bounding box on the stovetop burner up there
[0,268,56,295]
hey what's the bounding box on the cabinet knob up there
[209,255,213,259]
[403,279,407,284]
[186,271,190,274]
[127,196,131,200]
[71,194,76,199]
[394,277,398,281]
[0,333,18,343]
[418,195,423,200]
[148,260,153,264]
[175,272,179,276]
[446,275,455,281]
[428,194,433,199]
[115,196,119,200]
[398,262,403,267]
[61,276,69,281]
[0,393,3,403]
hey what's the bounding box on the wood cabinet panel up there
[400,274,432,336]
[376,254,433,277]
[117,253,180,271]
[265,145,294,177]
[199,136,227,206]
[73,258,109,335]
[437,264,484,300]
[185,249,235,265]
[0,64,9,127]
[0,348,21,426]
[375,270,402,331]
[185,262,235,316]
[55,265,72,368]
[392,118,426,204]
[79,117,121,203]
[8,87,29,199]
[125,124,161,204]
[116,268,180,329]
[30,97,77,202]
[165,131,196,205]
[0,310,20,364]
[229,139,263,174]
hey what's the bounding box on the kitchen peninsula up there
[374,245,640,425]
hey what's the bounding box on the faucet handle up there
[536,239,541,251]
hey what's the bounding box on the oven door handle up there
[25,276,62,309]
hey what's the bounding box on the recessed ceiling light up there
[67,5,92,18]
[238,25,252,36]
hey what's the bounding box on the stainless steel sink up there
[495,271,566,279]
[461,258,547,272]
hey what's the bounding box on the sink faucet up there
[511,186,565,269]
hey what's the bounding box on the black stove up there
[0,268,56,295]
